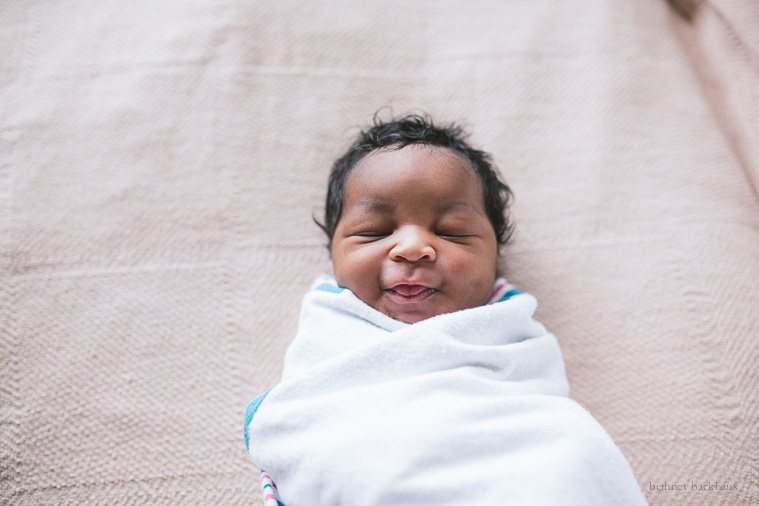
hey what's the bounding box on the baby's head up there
[317,114,513,324]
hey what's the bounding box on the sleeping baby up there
[244,114,648,506]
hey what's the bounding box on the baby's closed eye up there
[354,230,391,238]
[434,220,477,240]
[436,232,477,243]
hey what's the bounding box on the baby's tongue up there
[393,285,427,296]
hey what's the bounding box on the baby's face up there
[331,144,498,324]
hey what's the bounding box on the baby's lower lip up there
[385,285,436,302]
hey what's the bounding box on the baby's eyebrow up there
[355,199,394,213]
[352,198,483,216]
[437,200,482,215]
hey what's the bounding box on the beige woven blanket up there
[2,1,757,504]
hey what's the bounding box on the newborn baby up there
[245,114,648,506]
[323,114,511,324]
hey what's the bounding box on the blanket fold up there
[246,278,647,506]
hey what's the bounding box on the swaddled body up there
[245,279,647,505]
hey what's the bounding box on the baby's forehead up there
[343,145,486,213]
[351,145,478,184]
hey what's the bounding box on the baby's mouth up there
[385,284,436,301]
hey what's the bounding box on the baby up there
[317,114,512,324]
[245,114,648,506]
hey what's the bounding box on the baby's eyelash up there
[436,232,474,241]
[354,231,389,238]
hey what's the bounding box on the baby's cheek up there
[463,267,497,308]
[331,244,357,285]
[333,253,380,300]
[467,283,494,309]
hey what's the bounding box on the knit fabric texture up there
[1,1,758,504]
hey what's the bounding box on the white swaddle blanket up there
[245,277,647,505]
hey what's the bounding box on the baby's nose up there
[389,226,436,263]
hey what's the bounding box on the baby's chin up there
[374,294,485,324]
[386,309,439,324]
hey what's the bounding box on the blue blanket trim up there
[314,282,345,294]
[244,388,272,452]
[497,288,522,302]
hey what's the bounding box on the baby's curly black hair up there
[316,113,514,250]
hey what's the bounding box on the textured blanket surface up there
[247,283,648,505]
[2,1,758,505]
